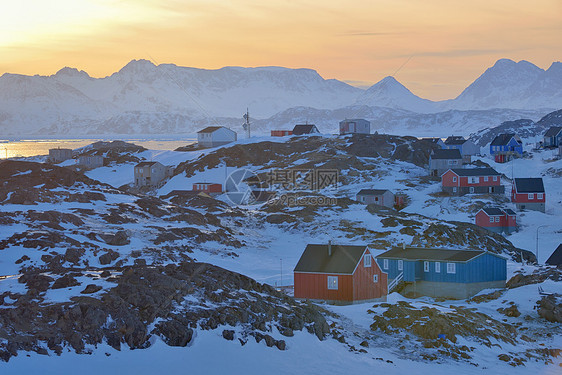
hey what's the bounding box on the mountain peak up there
[118,59,157,74]
[54,67,90,78]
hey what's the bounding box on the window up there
[446,263,456,274]
[494,217,500,222]
[139,168,143,174]
[327,276,338,290]
[528,193,534,200]
[537,193,543,200]
[424,261,429,272]
[448,160,454,165]
[469,187,475,193]
[453,187,457,193]
[383,259,389,270]
[435,262,441,273]
[483,176,488,182]
[398,260,403,271]
[452,176,457,182]
[493,176,498,181]
[361,196,365,202]
[489,217,494,223]
[373,274,379,283]
[469,177,479,184]
[364,254,371,267]
[152,168,156,173]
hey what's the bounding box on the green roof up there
[294,244,367,274]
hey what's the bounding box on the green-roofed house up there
[376,246,507,299]
[293,243,388,303]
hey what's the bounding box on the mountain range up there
[0,58,560,136]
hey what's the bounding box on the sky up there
[1,0,561,100]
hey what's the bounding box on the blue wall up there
[377,253,506,284]
[490,138,523,156]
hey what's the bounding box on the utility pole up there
[280,258,283,289]
[536,225,547,263]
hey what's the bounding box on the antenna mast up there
[243,108,251,139]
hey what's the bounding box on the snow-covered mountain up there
[355,76,439,113]
[0,58,561,136]
[452,59,562,110]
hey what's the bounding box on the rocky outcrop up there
[0,263,330,362]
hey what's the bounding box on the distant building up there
[134,161,169,187]
[356,189,395,208]
[271,130,293,137]
[444,136,480,163]
[420,138,445,149]
[441,168,503,196]
[511,178,545,212]
[292,124,320,135]
[192,183,222,195]
[543,126,562,148]
[197,126,237,148]
[429,149,463,177]
[475,207,517,234]
[48,148,73,163]
[77,155,104,169]
[294,243,387,303]
[545,244,562,267]
[375,246,507,299]
[490,134,523,163]
[339,119,370,135]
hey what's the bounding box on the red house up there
[294,243,387,303]
[511,178,545,213]
[441,168,504,196]
[271,130,293,137]
[193,183,222,194]
[475,207,517,234]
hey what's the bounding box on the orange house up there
[294,243,388,304]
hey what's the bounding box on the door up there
[469,187,474,193]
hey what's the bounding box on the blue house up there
[490,134,523,163]
[543,126,562,148]
[376,246,507,299]
[444,136,480,163]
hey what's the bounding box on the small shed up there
[271,130,293,137]
[545,244,562,267]
[134,161,169,187]
[339,119,370,135]
[356,189,395,208]
[193,182,222,194]
[511,178,545,213]
[475,207,517,234]
[294,243,387,303]
[77,155,104,169]
[429,149,463,177]
[48,148,73,163]
[543,126,562,148]
[376,246,507,299]
[197,126,237,148]
[292,124,320,135]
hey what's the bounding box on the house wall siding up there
[352,252,387,300]
[294,273,354,301]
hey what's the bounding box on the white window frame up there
[469,177,479,184]
[452,176,457,182]
[537,193,543,200]
[469,187,475,193]
[483,176,488,182]
[383,259,389,270]
[446,263,456,274]
[493,176,498,181]
[435,262,441,273]
[398,260,403,271]
[327,276,338,290]
[364,254,371,267]
[424,261,429,272]
[528,193,534,200]
[373,274,378,283]
[494,217,500,222]
[489,217,494,223]
[453,187,457,193]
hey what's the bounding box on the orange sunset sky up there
[1,0,561,100]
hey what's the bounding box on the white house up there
[339,119,370,135]
[197,126,237,148]
[77,155,104,169]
